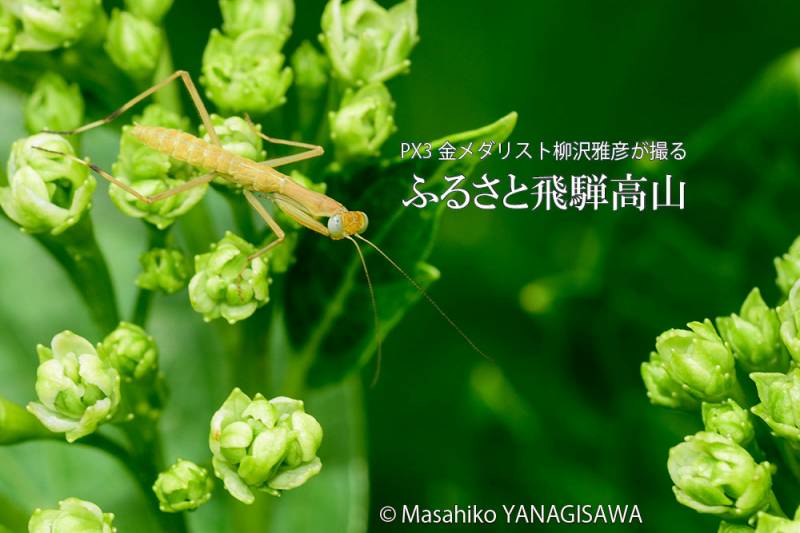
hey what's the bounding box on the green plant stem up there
[153,29,181,116]
[121,421,188,533]
[131,225,169,326]
[34,213,119,335]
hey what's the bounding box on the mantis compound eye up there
[327,214,344,239]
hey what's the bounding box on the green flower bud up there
[27,331,121,443]
[751,367,800,443]
[124,0,173,23]
[329,83,395,161]
[669,432,774,520]
[717,288,789,372]
[100,322,158,381]
[776,237,800,297]
[109,104,207,229]
[320,0,418,85]
[104,9,163,80]
[153,459,213,513]
[220,0,293,44]
[720,522,755,533]
[778,282,800,362]
[209,388,323,504]
[756,513,800,532]
[0,133,95,235]
[641,350,699,410]
[702,400,755,447]
[5,0,104,52]
[29,498,115,533]
[291,40,329,91]
[201,29,293,115]
[189,232,271,324]
[24,72,85,134]
[654,320,740,403]
[200,114,266,187]
[0,5,18,60]
[136,247,189,294]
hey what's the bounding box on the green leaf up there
[284,112,517,386]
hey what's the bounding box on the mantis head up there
[328,211,369,240]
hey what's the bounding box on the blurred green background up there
[3,0,800,531]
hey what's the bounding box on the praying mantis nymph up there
[36,70,488,380]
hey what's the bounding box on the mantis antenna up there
[347,236,384,386]
[353,233,492,365]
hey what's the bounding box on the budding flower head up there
[5,0,105,52]
[751,367,800,443]
[654,320,740,403]
[24,72,85,134]
[153,459,213,513]
[0,133,95,235]
[778,281,800,363]
[209,388,323,504]
[220,0,294,44]
[104,9,163,80]
[716,288,789,373]
[27,331,121,443]
[329,83,396,161]
[702,400,755,447]
[124,0,174,23]
[0,5,17,60]
[776,237,800,297]
[755,513,800,532]
[320,0,418,86]
[109,104,207,229]
[100,322,158,381]
[137,247,189,294]
[201,29,293,115]
[291,40,329,91]
[28,498,115,533]
[668,432,774,520]
[641,350,699,410]
[189,232,271,324]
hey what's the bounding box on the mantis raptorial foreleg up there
[243,114,324,168]
[243,190,286,260]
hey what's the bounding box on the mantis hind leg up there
[46,70,222,147]
[243,114,325,168]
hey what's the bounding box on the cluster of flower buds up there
[189,232,271,324]
[643,237,800,526]
[0,133,95,235]
[137,247,190,294]
[201,0,294,114]
[717,288,789,373]
[105,9,163,80]
[109,104,208,229]
[209,388,323,504]
[27,331,121,443]
[100,322,158,382]
[153,459,213,513]
[642,320,741,408]
[1,0,106,55]
[29,498,115,533]
[668,432,775,520]
[329,83,396,161]
[24,72,85,134]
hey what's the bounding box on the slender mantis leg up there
[50,70,221,146]
[243,114,325,168]
[243,190,286,260]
